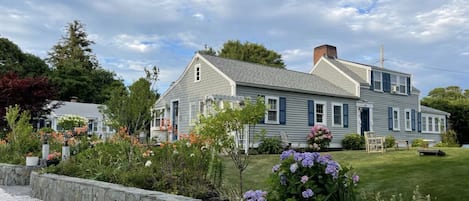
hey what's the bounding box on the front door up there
[360,107,370,135]
[172,101,179,141]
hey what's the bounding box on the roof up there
[201,54,358,99]
[421,105,450,116]
[48,101,104,119]
[336,58,412,76]
[324,57,367,84]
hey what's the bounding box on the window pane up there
[391,75,397,84]
[268,111,277,121]
[334,105,341,125]
[393,110,398,129]
[268,99,277,110]
[316,114,323,123]
[435,118,439,132]
[316,104,323,114]
[429,117,433,131]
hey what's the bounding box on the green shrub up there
[342,133,364,150]
[412,139,428,148]
[440,129,459,146]
[385,135,396,148]
[39,127,55,134]
[362,185,432,201]
[257,137,283,154]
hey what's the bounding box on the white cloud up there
[113,34,161,53]
[193,13,205,20]
[177,32,201,49]
[282,49,310,61]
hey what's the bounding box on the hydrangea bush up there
[57,114,88,131]
[246,149,359,201]
[307,125,333,151]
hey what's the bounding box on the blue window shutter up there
[417,112,422,132]
[279,97,286,125]
[411,109,416,131]
[258,95,265,124]
[383,73,391,92]
[308,100,315,126]
[370,71,374,90]
[388,107,393,130]
[343,104,349,128]
[407,77,411,95]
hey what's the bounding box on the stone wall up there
[0,163,39,185]
[30,172,201,201]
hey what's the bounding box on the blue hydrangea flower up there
[280,149,295,160]
[290,163,298,173]
[302,189,314,198]
[294,152,304,162]
[325,161,340,179]
[243,190,267,201]
[352,174,360,184]
[272,164,280,173]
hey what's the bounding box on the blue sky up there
[1,0,469,98]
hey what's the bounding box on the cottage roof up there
[201,54,358,99]
[48,101,104,119]
[421,105,450,116]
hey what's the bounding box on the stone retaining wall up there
[0,163,39,185]
[30,172,201,201]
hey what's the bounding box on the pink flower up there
[301,175,309,184]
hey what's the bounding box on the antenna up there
[380,45,384,68]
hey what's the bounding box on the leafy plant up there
[5,105,40,157]
[385,135,396,148]
[258,137,283,154]
[57,114,87,131]
[439,129,459,146]
[307,125,333,151]
[411,139,428,148]
[342,133,365,150]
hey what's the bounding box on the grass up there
[222,147,469,200]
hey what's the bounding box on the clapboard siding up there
[313,59,357,96]
[237,85,358,148]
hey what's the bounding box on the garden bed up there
[0,163,40,185]
[30,172,200,201]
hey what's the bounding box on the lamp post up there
[62,131,70,161]
[41,133,50,167]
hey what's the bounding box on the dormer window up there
[194,64,201,82]
[373,71,382,91]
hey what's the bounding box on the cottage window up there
[405,109,411,131]
[332,103,342,126]
[373,71,382,91]
[315,101,326,125]
[265,96,279,124]
[428,117,433,132]
[441,118,445,131]
[435,118,439,132]
[392,108,400,131]
[154,108,165,129]
[194,64,201,82]
[422,116,427,132]
[399,76,406,94]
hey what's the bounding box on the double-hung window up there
[404,109,411,131]
[373,71,382,91]
[265,96,279,124]
[315,101,326,125]
[399,76,406,94]
[428,117,433,132]
[332,103,342,127]
[435,118,439,132]
[422,116,427,132]
[392,108,400,131]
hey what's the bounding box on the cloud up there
[282,49,310,61]
[177,32,202,49]
[193,13,205,20]
[112,34,161,53]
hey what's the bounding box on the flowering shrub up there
[57,114,88,131]
[262,150,359,201]
[243,190,267,201]
[47,151,61,161]
[307,125,333,151]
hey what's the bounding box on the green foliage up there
[5,105,40,156]
[385,135,396,148]
[103,78,157,134]
[258,137,283,154]
[342,133,365,150]
[57,114,88,131]
[266,150,359,201]
[421,86,469,144]
[0,37,50,77]
[218,40,285,68]
[365,185,432,201]
[411,139,428,148]
[439,129,459,146]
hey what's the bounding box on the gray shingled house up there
[151,44,449,149]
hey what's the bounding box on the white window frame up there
[404,109,411,131]
[428,117,433,132]
[314,101,327,126]
[435,118,439,132]
[153,107,165,130]
[189,102,197,126]
[440,117,446,132]
[265,96,279,124]
[194,64,201,82]
[399,76,406,94]
[421,115,427,132]
[392,107,400,131]
[332,103,343,127]
[373,71,382,91]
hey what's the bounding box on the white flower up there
[145,160,152,167]
[190,153,195,157]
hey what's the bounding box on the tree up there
[0,38,50,77]
[47,20,124,103]
[103,78,158,135]
[0,72,57,129]
[198,45,217,56]
[421,86,469,144]
[218,40,285,68]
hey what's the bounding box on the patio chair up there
[280,131,292,150]
[365,131,385,153]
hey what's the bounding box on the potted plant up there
[25,152,39,166]
[46,151,61,166]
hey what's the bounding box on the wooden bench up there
[394,140,410,150]
[418,149,446,156]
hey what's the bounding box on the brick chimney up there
[313,44,337,65]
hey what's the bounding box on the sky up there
[1,0,469,98]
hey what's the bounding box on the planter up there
[46,159,60,167]
[26,156,39,166]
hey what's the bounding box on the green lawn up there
[223,148,469,200]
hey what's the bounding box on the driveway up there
[0,185,41,201]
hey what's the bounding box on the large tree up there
[0,38,50,77]
[47,20,123,103]
[103,78,158,135]
[0,72,57,129]
[218,40,285,68]
[421,86,469,144]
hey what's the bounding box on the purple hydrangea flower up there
[352,174,359,184]
[301,157,314,168]
[272,164,280,173]
[280,149,295,160]
[301,175,309,184]
[243,190,267,201]
[325,161,340,179]
[290,163,298,173]
[294,152,304,162]
[302,189,314,198]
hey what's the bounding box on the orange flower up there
[0,139,6,145]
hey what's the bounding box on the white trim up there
[169,99,180,141]
[356,102,374,134]
[314,100,327,126]
[392,107,400,131]
[264,96,280,124]
[404,109,411,131]
[421,113,446,134]
[372,71,383,92]
[331,102,343,127]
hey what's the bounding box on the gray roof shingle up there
[421,105,450,116]
[48,101,104,119]
[201,54,357,98]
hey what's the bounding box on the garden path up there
[0,185,41,201]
